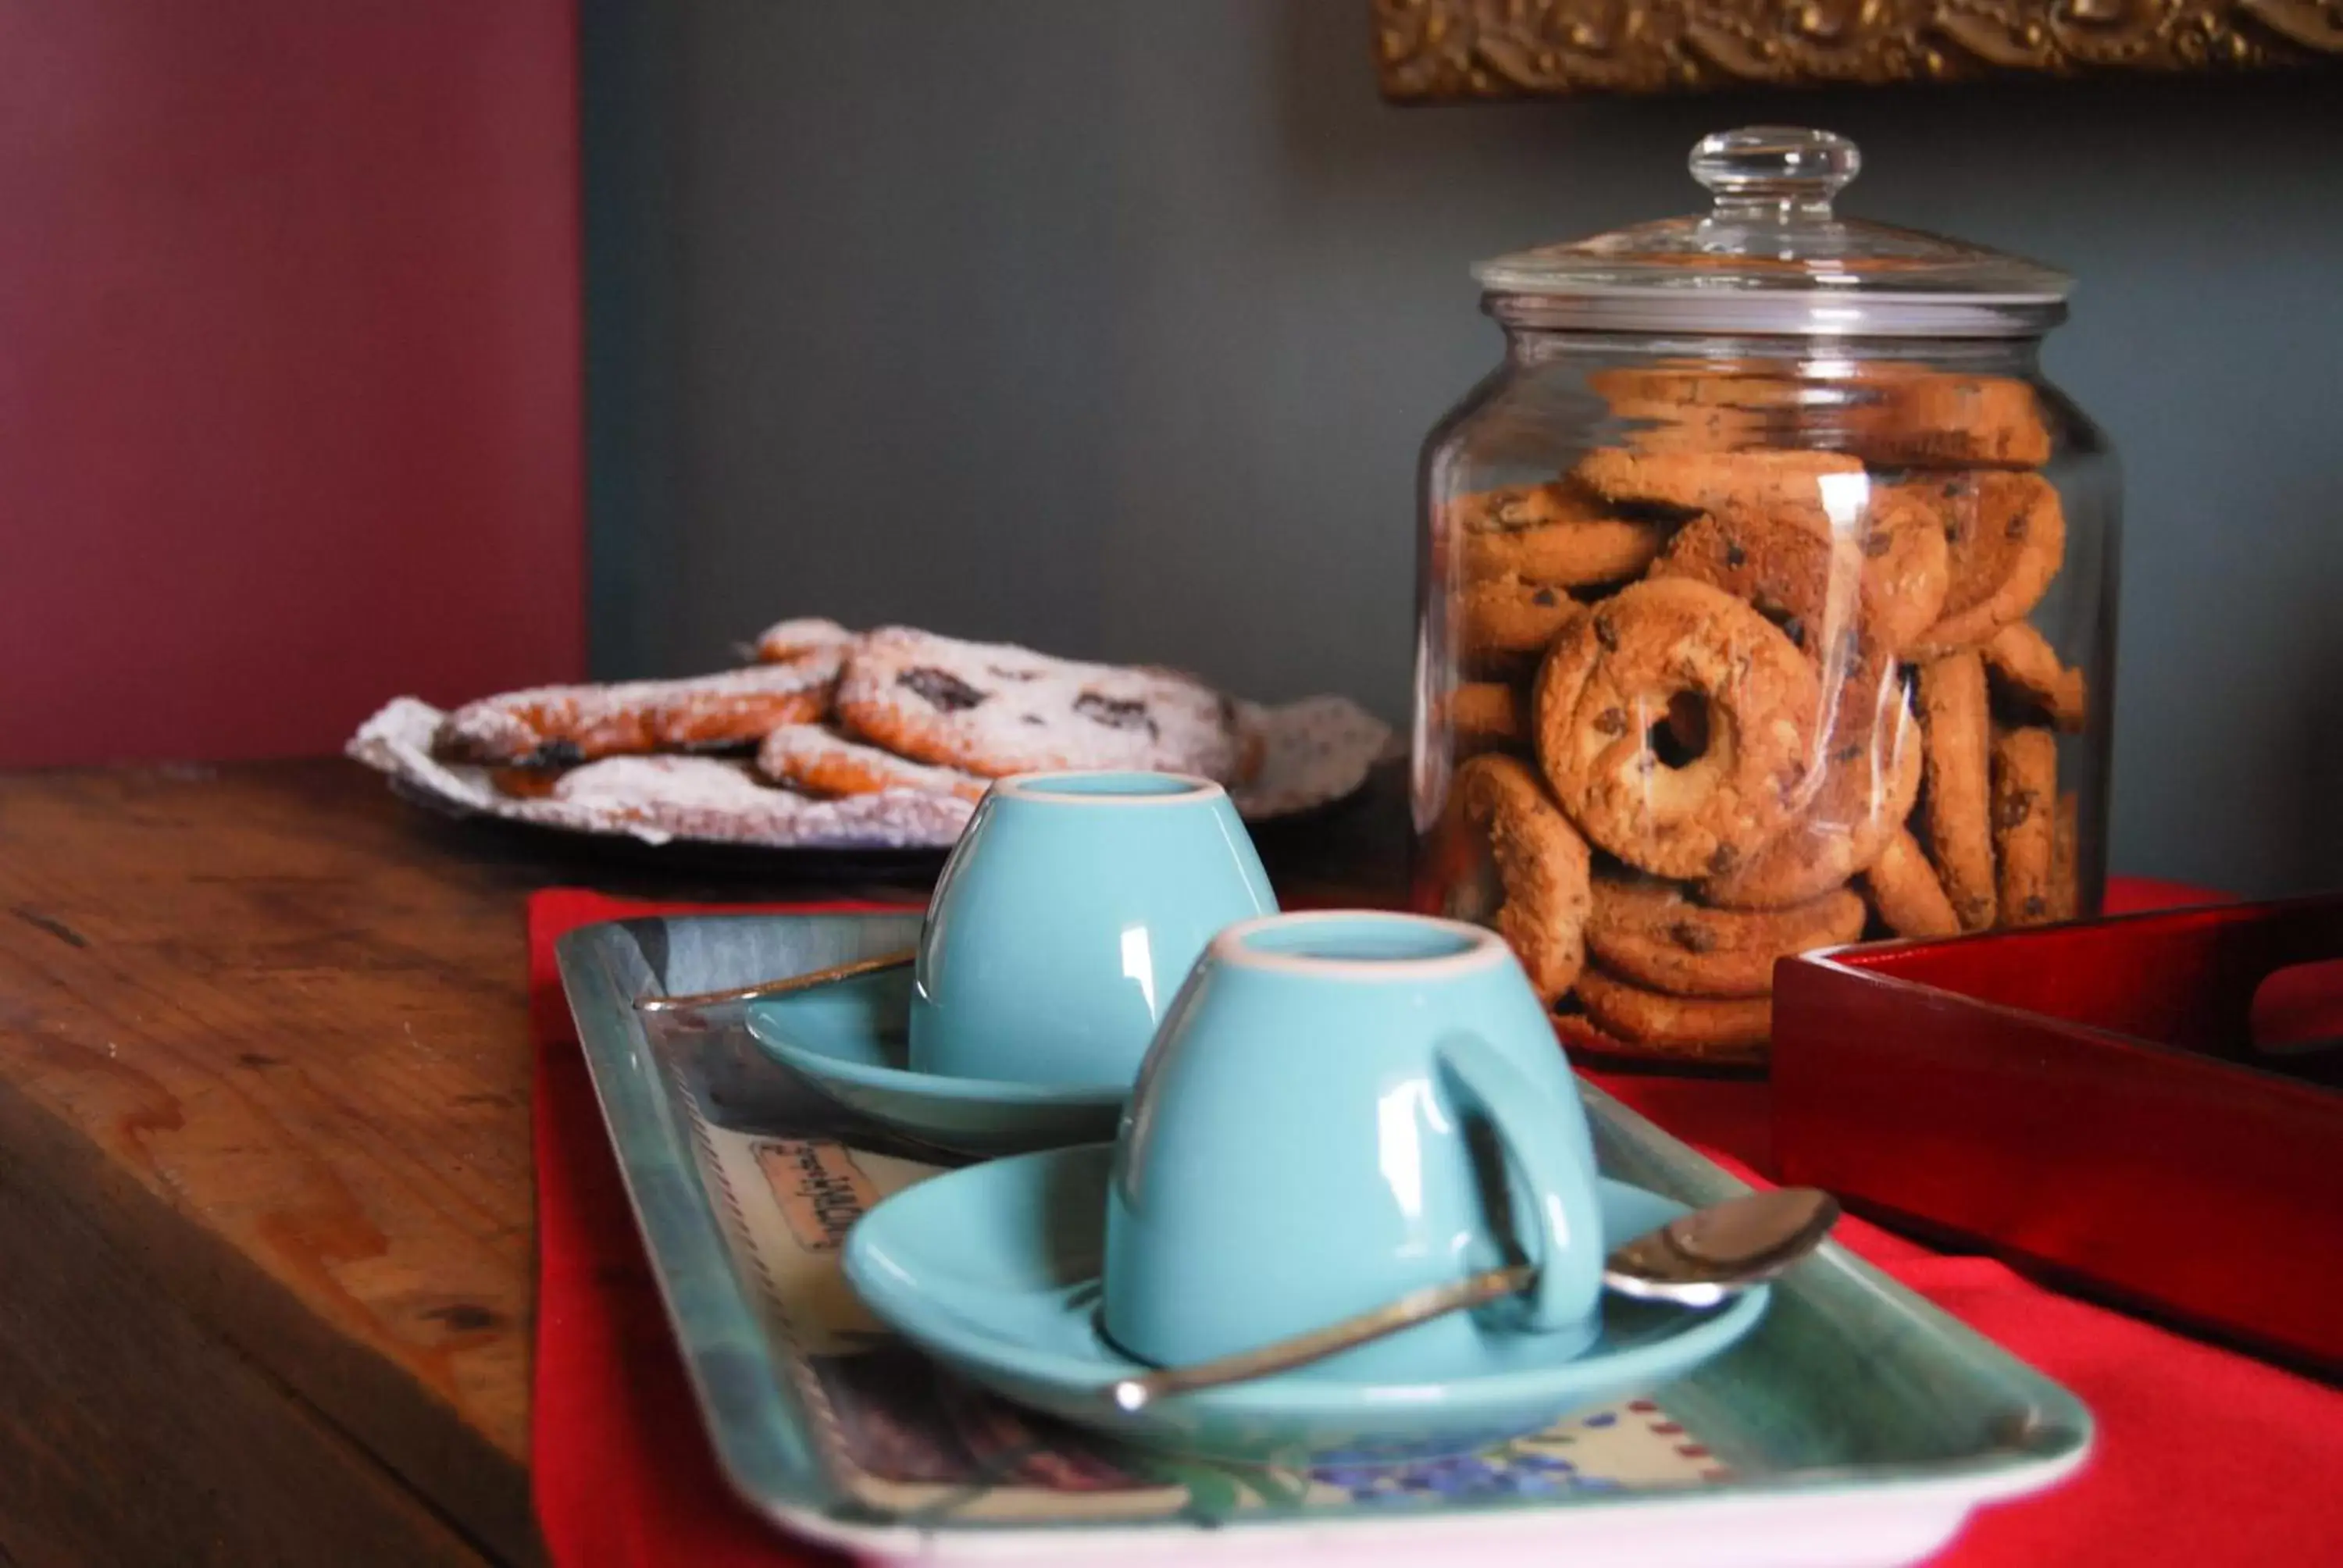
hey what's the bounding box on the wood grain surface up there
[0,758,1403,1564]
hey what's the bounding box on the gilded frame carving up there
[1374,0,2343,98]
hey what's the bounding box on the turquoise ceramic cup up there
[1102,911,1606,1381]
[908,771,1276,1087]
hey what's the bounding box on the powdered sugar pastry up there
[833,628,1247,781]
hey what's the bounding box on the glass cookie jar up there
[1413,127,2118,1067]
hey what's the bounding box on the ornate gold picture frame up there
[1374,0,2343,97]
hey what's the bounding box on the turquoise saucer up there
[843,1143,1771,1465]
[744,971,1125,1156]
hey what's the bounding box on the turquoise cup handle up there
[1435,1032,1605,1336]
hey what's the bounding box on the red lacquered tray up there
[1772,895,2343,1378]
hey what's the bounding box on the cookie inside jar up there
[1412,127,2117,1067]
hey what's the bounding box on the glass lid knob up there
[1689,127,1860,219]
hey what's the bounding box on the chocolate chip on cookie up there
[836,627,1244,780]
[1463,511,1666,588]
[1588,875,1865,998]
[1860,499,1953,655]
[1917,652,1997,932]
[1703,661,1921,910]
[1534,578,1821,881]
[900,667,988,713]
[1991,727,2059,927]
[1848,369,2052,470]
[1647,509,1862,664]
[1903,472,2066,654]
[1574,446,1867,530]
[1446,754,1592,1004]
[1073,693,1157,735]
[1460,572,1588,667]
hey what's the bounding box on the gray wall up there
[584,0,2343,895]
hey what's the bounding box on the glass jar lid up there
[1475,127,2072,339]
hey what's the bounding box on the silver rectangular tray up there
[558,911,2090,1566]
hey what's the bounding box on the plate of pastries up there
[349,618,1393,853]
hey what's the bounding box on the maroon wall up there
[0,2,583,766]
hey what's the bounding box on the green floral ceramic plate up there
[558,912,2091,1566]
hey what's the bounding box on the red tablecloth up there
[530,886,2343,1567]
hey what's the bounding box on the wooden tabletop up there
[0,758,1403,1567]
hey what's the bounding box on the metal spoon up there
[1602,1184,1840,1308]
[634,948,915,1014]
[1105,1186,1837,1412]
